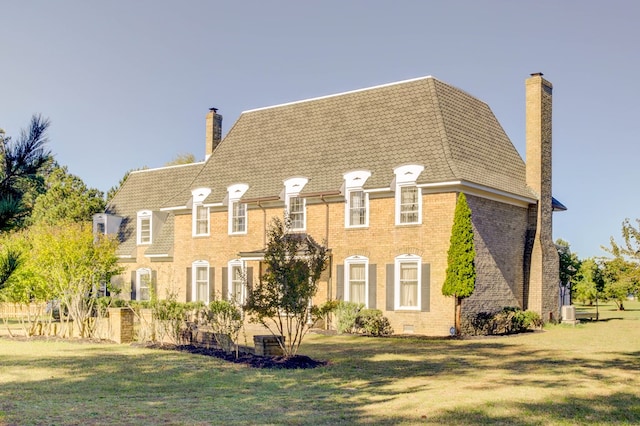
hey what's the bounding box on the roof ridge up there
[242,75,435,114]
[427,78,459,178]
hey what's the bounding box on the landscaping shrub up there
[335,301,363,334]
[461,307,542,336]
[355,309,393,336]
[204,300,243,354]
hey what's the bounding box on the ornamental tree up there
[244,217,328,357]
[442,192,476,335]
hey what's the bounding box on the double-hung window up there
[227,184,249,235]
[228,261,245,304]
[345,256,368,306]
[395,255,421,310]
[343,170,371,228]
[283,177,308,231]
[399,186,420,224]
[191,188,212,237]
[192,261,210,303]
[137,210,152,245]
[393,165,424,225]
[288,196,305,231]
[135,268,152,301]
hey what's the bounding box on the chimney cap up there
[530,72,544,77]
[209,107,219,113]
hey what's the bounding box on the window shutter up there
[386,264,394,311]
[209,267,215,302]
[336,265,344,300]
[421,263,430,312]
[130,271,136,301]
[151,270,157,299]
[222,267,228,300]
[368,264,377,309]
[246,267,254,296]
[186,267,192,302]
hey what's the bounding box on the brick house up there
[96,73,564,336]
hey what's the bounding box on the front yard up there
[1,301,639,425]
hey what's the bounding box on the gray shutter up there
[151,270,157,299]
[222,267,228,300]
[246,267,254,297]
[209,267,215,302]
[368,264,377,309]
[186,267,192,302]
[336,265,344,300]
[421,263,430,312]
[130,271,136,301]
[386,264,394,311]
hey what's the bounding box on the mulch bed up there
[143,342,329,369]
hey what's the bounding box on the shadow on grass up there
[1,335,639,425]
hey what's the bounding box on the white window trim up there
[393,164,424,226]
[192,260,210,304]
[227,184,249,235]
[137,210,152,245]
[192,188,212,237]
[135,268,152,301]
[345,255,369,307]
[344,170,371,228]
[227,259,246,304]
[394,254,421,311]
[283,177,308,232]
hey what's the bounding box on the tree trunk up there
[455,297,462,335]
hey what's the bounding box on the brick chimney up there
[524,73,559,321]
[205,107,222,159]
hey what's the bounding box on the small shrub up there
[314,299,339,329]
[335,301,363,334]
[461,307,542,336]
[355,309,393,336]
[205,300,243,354]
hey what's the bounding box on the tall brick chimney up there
[205,107,222,159]
[524,72,559,321]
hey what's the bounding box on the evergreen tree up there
[442,192,476,335]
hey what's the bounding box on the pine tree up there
[442,192,476,335]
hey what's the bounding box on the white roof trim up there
[243,76,435,114]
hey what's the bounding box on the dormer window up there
[137,210,152,245]
[192,188,212,237]
[393,165,424,225]
[227,184,249,235]
[283,177,308,231]
[344,170,371,228]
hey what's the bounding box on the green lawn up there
[1,301,639,425]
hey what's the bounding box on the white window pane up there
[399,262,418,307]
[349,191,366,226]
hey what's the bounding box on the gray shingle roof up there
[189,76,533,202]
[106,163,204,257]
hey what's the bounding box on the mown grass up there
[1,301,639,425]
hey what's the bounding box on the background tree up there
[28,221,122,337]
[556,239,581,305]
[601,256,639,310]
[165,153,196,166]
[442,192,476,335]
[244,217,328,357]
[0,114,52,231]
[573,258,605,313]
[29,165,105,225]
[606,218,640,262]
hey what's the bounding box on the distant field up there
[1,301,639,425]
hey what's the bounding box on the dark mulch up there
[146,343,329,369]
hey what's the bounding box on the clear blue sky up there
[1,1,638,259]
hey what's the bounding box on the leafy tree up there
[601,257,639,310]
[442,192,476,335]
[0,114,52,231]
[165,153,196,166]
[244,217,328,357]
[605,218,640,262]
[28,221,122,338]
[556,239,581,305]
[29,165,105,225]
[572,258,605,306]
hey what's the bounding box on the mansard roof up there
[184,76,534,205]
[106,162,204,257]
